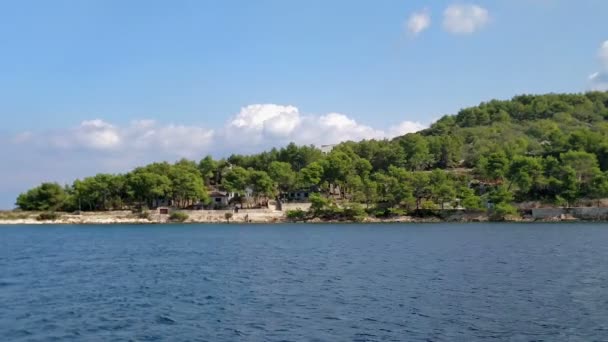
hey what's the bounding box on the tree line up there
[16,91,608,219]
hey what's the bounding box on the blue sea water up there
[1,223,607,341]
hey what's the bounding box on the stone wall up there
[280,203,312,212]
[531,207,608,220]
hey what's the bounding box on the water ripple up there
[1,223,607,341]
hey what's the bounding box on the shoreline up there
[0,211,602,225]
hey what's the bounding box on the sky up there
[1,0,607,209]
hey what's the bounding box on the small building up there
[209,191,235,208]
[152,198,173,208]
[281,186,320,202]
[320,144,337,154]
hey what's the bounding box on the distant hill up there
[15,91,608,221]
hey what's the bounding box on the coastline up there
[0,209,598,225]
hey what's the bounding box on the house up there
[209,191,235,208]
[281,186,320,202]
[152,198,173,208]
[320,144,337,154]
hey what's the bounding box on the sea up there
[1,223,607,341]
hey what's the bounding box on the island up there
[4,91,608,224]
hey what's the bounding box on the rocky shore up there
[0,209,600,225]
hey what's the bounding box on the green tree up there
[477,151,509,181]
[248,170,276,202]
[268,161,296,192]
[298,161,324,187]
[506,156,543,195]
[223,166,250,194]
[169,163,208,208]
[198,155,218,185]
[126,169,172,208]
[429,169,456,209]
[560,151,600,184]
[399,134,434,171]
[410,172,431,210]
[16,183,67,211]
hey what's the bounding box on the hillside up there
[15,91,608,221]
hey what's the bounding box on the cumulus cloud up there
[10,105,427,159]
[589,40,608,91]
[220,105,424,152]
[388,120,427,138]
[406,10,431,36]
[443,4,489,34]
[3,105,428,208]
[600,41,608,65]
[589,72,608,91]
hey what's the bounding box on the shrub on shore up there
[286,209,307,221]
[224,212,233,223]
[169,211,189,222]
[490,203,520,221]
[137,211,151,220]
[36,212,60,221]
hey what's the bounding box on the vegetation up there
[15,91,608,221]
[224,212,233,223]
[0,211,32,221]
[285,209,307,221]
[168,211,189,222]
[36,212,60,221]
[136,210,152,220]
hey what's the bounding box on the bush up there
[490,203,519,221]
[420,200,439,210]
[342,203,366,222]
[137,211,151,220]
[224,212,233,223]
[169,211,189,222]
[36,212,60,221]
[387,207,407,217]
[286,209,307,221]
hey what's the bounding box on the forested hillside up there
[16,91,608,220]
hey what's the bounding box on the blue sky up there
[1,0,607,208]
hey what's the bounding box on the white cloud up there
[388,120,427,138]
[4,105,429,208]
[589,72,608,91]
[11,105,428,159]
[220,105,425,150]
[599,40,608,67]
[589,41,608,91]
[406,10,431,36]
[443,4,489,35]
[76,120,121,150]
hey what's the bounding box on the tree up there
[459,186,483,210]
[320,151,355,198]
[560,151,600,184]
[248,170,275,203]
[506,156,543,195]
[169,163,208,208]
[477,152,509,181]
[268,161,296,192]
[126,169,172,208]
[16,183,67,211]
[198,155,218,185]
[298,162,324,187]
[588,172,608,206]
[410,172,431,210]
[399,134,434,171]
[488,185,518,220]
[429,136,463,169]
[430,169,456,209]
[223,167,250,194]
